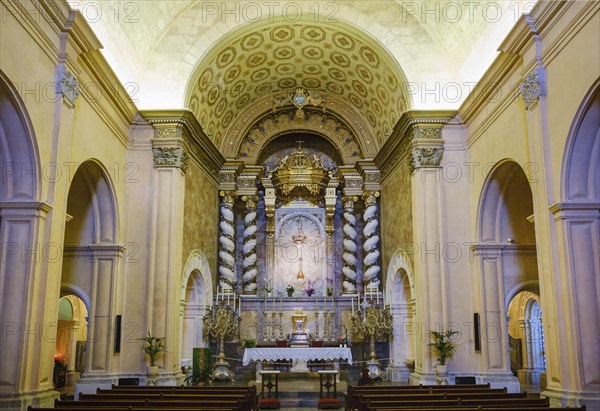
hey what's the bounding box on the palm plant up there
[429,330,458,365]
[142,332,166,366]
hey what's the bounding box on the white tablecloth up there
[242,347,352,366]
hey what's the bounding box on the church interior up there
[0,0,599,410]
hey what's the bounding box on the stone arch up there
[478,159,535,244]
[180,251,213,362]
[561,79,600,202]
[62,160,121,384]
[473,159,539,389]
[385,249,415,305]
[64,159,118,244]
[385,249,416,381]
[552,80,600,399]
[0,69,40,202]
[181,250,214,304]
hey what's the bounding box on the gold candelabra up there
[351,293,393,379]
[203,300,240,381]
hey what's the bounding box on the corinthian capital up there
[152,147,188,172]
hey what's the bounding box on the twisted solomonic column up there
[342,196,358,293]
[242,196,258,294]
[218,192,236,290]
[362,191,381,290]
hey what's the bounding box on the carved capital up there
[519,67,546,109]
[218,161,244,191]
[409,147,444,172]
[342,195,358,209]
[219,190,237,204]
[241,195,258,210]
[362,191,380,204]
[152,147,188,172]
[56,67,79,107]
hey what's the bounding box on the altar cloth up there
[242,347,353,366]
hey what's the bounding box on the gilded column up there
[342,196,359,293]
[241,196,258,294]
[218,191,237,291]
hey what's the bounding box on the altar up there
[243,347,352,382]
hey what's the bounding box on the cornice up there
[498,0,566,56]
[458,52,522,125]
[375,110,455,181]
[141,110,225,184]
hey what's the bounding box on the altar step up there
[277,391,344,409]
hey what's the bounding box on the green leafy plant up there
[142,332,166,366]
[286,284,295,295]
[429,330,458,365]
[242,339,257,348]
[186,361,213,385]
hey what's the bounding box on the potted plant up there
[142,332,166,376]
[242,339,257,348]
[286,284,295,297]
[326,278,334,296]
[429,330,458,376]
[305,280,316,297]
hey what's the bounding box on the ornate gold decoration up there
[269,142,331,204]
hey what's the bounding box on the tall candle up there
[272,297,275,313]
[351,297,354,316]
[315,296,318,312]
[216,285,220,302]
[227,291,230,306]
[331,295,334,311]
[280,297,282,313]
[376,289,379,305]
[323,298,327,313]
[264,298,267,311]
[238,298,241,317]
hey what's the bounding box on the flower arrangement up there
[286,284,295,296]
[142,332,166,366]
[305,279,316,297]
[429,329,458,365]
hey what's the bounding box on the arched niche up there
[61,160,120,378]
[64,160,118,245]
[385,249,416,381]
[0,69,40,202]
[507,290,545,386]
[562,79,600,202]
[180,251,213,363]
[478,160,535,244]
[554,81,600,396]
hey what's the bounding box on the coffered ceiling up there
[77,0,536,151]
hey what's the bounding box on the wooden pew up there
[345,384,505,410]
[104,385,257,410]
[361,397,550,411]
